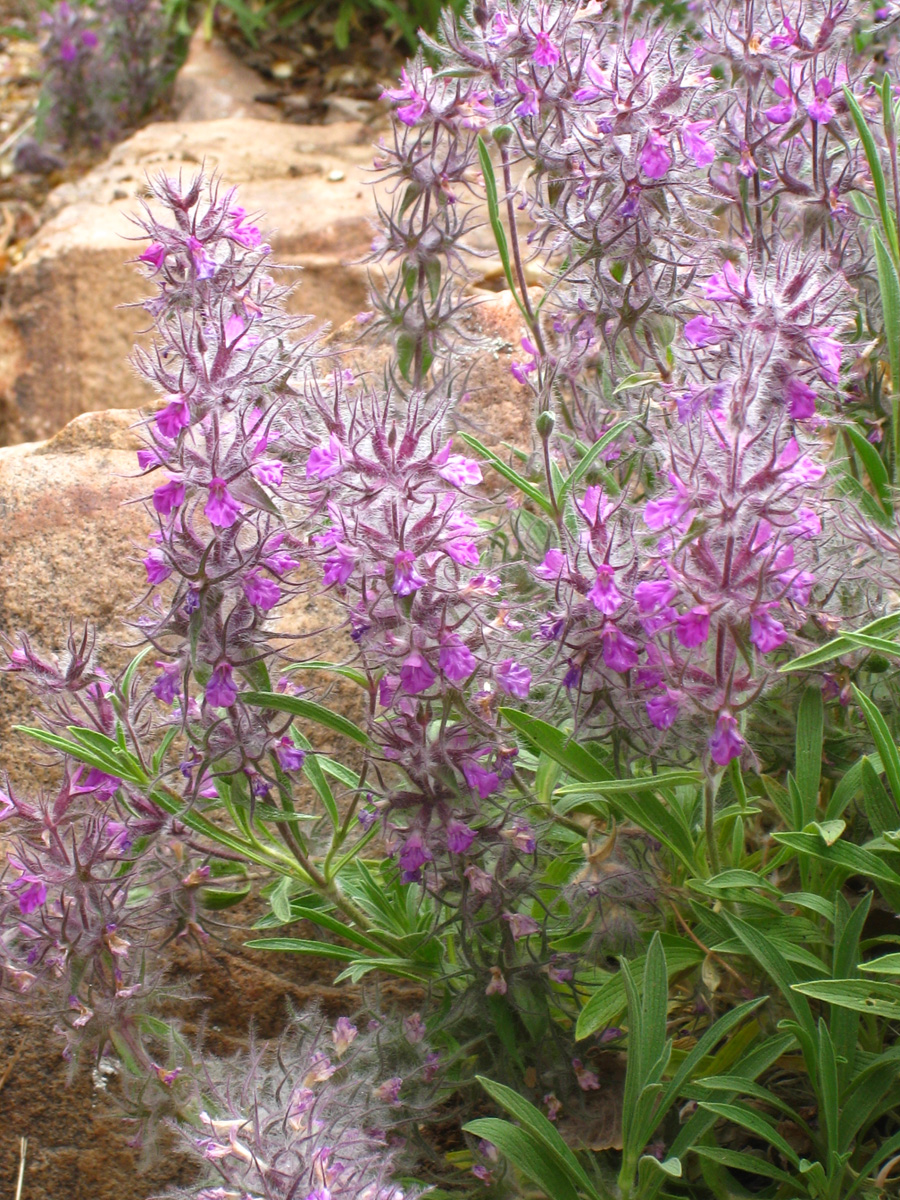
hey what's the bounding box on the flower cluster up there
[38,0,172,149]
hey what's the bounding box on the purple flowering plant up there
[5,0,900,1196]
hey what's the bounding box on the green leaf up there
[612,371,661,394]
[559,781,698,874]
[844,85,900,263]
[791,978,900,1018]
[779,611,900,672]
[576,936,704,1040]
[458,433,554,515]
[692,1146,797,1186]
[845,423,894,515]
[500,709,613,782]
[722,912,815,1043]
[243,937,358,961]
[14,726,142,783]
[557,420,632,505]
[854,685,900,804]
[461,1119,582,1200]
[556,771,700,797]
[773,831,900,886]
[200,885,252,910]
[284,660,369,688]
[696,1102,801,1167]
[873,228,900,400]
[475,136,532,326]
[242,692,372,748]
[795,686,823,825]
[475,1078,601,1200]
[859,953,900,973]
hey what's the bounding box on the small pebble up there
[327,169,345,182]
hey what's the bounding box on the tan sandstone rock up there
[171,27,280,123]
[0,118,378,446]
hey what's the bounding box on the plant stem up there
[704,767,721,875]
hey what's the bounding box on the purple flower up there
[703,260,745,302]
[152,661,181,703]
[496,659,532,699]
[676,606,710,648]
[143,551,171,584]
[682,120,715,167]
[243,571,280,610]
[374,1076,404,1105]
[439,634,476,682]
[81,29,98,48]
[254,460,284,488]
[438,453,483,488]
[587,564,623,615]
[765,78,796,124]
[206,662,237,708]
[10,872,47,915]
[404,1012,426,1043]
[307,433,344,480]
[514,78,540,118]
[155,396,191,438]
[640,132,672,180]
[684,315,723,347]
[323,546,355,587]
[446,537,480,566]
[750,606,788,653]
[572,1058,600,1091]
[708,712,745,766]
[331,1016,358,1056]
[392,550,426,596]
[276,737,306,771]
[504,911,540,939]
[398,832,432,881]
[535,548,568,580]
[399,652,435,694]
[810,332,842,385]
[771,15,798,47]
[205,477,242,527]
[227,206,262,248]
[153,478,185,516]
[463,761,500,799]
[791,507,822,539]
[635,580,677,612]
[381,67,430,126]
[786,376,817,419]
[139,242,166,271]
[186,235,215,280]
[447,819,476,853]
[532,30,560,67]
[807,78,835,124]
[602,628,640,672]
[646,689,680,730]
[59,36,76,62]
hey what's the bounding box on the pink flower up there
[438,454,483,488]
[682,120,715,167]
[143,551,171,584]
[243,571,280,610]
[572,1058,600,1091]
[307,433,344,480]
[400,652,435,694]
[253,459,284,488]
[703,260,745,302]
[155,396,191,438]
[463,761,500,798]
[153,478,185,516]
[791,507,822,539]
[684,314,723,346]
[514,78,540,118]
[205,477,242,527]
[446,537,480,566]
[439,634,477,682]
[644,474,694,531]
[676,606,710,648]
[332,1017,357,1056]
[765,78,796,124]
[496,659,532,698]
[588,564,623,615]
[750,606,787,653]
[323,547,355,587]
[186,235,215,280]
[504,911,540,939]
[392,551,426,596]
[485,966,507,995]
[602,627,640,672]
[646,689,680,730]
[807,78,835,124]
[447,820,476,853]
[635,580,677,612]
[206,663,237,708]
[535,548,568,580]
[139,242,166,271]
[227,206,262,248]
[640,131,673,180]
[784,375,817,419]
[532,30,559,66]
[810,332,842,385]
[708,712,744,766]
[771,16,798,48]
[398,832,432,880]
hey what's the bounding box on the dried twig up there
[0,1039,26,1095]
[15,1136,27,1200]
